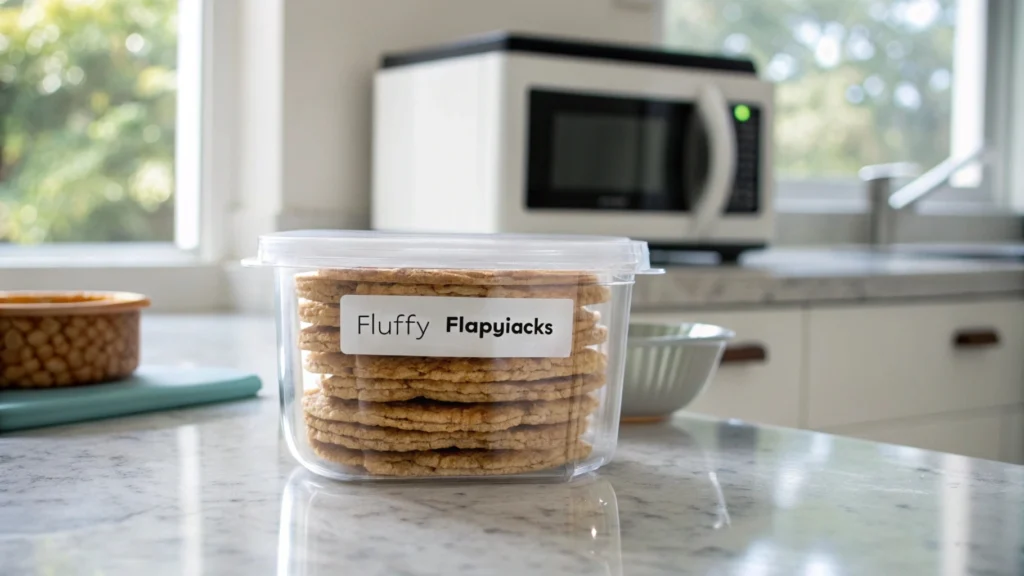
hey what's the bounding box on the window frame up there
[0,0,233,261]
[0,0,238,309]
[662,0,1019,214]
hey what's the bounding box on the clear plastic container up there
[245,230,657,482]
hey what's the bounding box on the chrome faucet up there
[858,147,988,247]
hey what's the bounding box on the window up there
[664,0,1007,209]
[0,0,200,246]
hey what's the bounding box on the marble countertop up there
[634,246,1024,309]
[3,316,1024,575]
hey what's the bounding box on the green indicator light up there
[734,104,751,122]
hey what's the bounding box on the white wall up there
[234,0,660,254]
[226,0,659,310]
[233,0,284,260]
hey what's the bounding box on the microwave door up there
[526,90,686,212]
[688,85,737,237]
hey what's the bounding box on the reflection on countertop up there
[2,315,1023,575]
[279,471,622,576]
[635,246,1024,308]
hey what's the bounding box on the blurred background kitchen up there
[2,0,1023,464]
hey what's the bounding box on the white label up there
[339,295,575,358]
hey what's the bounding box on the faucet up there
[858,147,988,247]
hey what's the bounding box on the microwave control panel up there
[725,103,761,214]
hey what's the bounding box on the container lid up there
[244,230,660,274]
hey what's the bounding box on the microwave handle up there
[691,85,738,237]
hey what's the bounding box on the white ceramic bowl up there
[620,322,735,423]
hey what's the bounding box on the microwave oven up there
[372,32,774,260]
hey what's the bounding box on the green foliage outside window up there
[0,0,177,244]
[666,0,957,179]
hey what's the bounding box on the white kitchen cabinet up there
[1002,408,1024,465]
[823,410,1006,462]
[806,299,1024,429]
[630,308,803,428]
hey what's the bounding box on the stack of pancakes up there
[295,268,611,477]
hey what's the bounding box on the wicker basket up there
[0,292,150,388]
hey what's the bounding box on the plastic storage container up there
[245,230,657,481]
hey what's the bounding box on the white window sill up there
[775,204,1021,245]
[776,198,1012,217]
[0,245,229,312]
[0,243,200,268]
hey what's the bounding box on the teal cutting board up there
[0,366,262,432]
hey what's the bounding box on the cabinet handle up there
[721,343,768,364]
[953,329,1000,348]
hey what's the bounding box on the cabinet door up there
[807,299,1024,428]
[631,308,803,428]
[826,411,1005,462]
[1002,408,1024,465]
